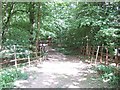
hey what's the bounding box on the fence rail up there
[1,45,120,68]
[79,46,120,67]
[0,44,48,68]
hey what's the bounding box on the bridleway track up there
[14,47,109,88]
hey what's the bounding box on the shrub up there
[0,67,28,88]
[95,64,120,87]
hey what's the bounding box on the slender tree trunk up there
[36,2,41,56]
[28,2,35,50]
[2,2,14,45]
[0,1,2,69]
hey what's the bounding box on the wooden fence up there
[1,44,120,68]
[0,45,48,68]
[80,46,120,66]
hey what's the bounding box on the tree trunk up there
[28,2,35,50]
[0,1,2,51]
[2,2,14,45]
[35,2,41,57]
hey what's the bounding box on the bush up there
[0,49,14,61]
[1,45,31,59]
[0,67,28,88]
[55,47,79,55]
[95,64,120,87]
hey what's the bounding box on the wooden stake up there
[100,46,103,63]
[90,46,94,64]
[28,51,30,67]
[14,45,17,68]
[105,47,109,65]
[95,46,100,65]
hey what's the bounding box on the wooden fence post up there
[82,46,83,56]
[90,46,94,64]
[95,46,100,65]
[88,46,91,60]
[39,45,42,63]
[105,47,109,65]
[86,45,88,57]
[13,45,17,68]
[79,46,81,55]
[84,46,86,58]
[89,46,92,60]
[100,46,103,63]
[28,51,30,67]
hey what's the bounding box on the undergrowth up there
[55,47,79,55]
[95,64,120,87]
[0,67,28,89]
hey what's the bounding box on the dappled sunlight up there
[16,60,96,88]
[50,49,56,51]
[48,58,59,61]
[29,75,35,79]
[73,82,80,85]
[68,85,80,88]
[28,61,92,76]
[49,74,57,79]
[14,80,29,88]
[83,73,87,76]
[2,1,119,88]
[21,58,95,78]
[78,78,87,82]
[45,79,54,83]
[61,75,68,78]
[53,81,59,85]
[27,66,40,72]
[42,81,51,86]
[14,47,110,88]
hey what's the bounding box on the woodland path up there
[14,47,110,88]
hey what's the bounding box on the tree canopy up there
[1,2,120,49]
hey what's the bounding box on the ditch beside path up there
[14,47,110,88]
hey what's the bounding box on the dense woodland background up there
[1,2,120,50]
[0,2,120,88]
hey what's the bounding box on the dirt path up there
[14,47,109,88]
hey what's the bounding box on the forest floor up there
[14,47,110,88]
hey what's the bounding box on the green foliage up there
[95,64,120,87]
[55,47,79,55]
[96,64,115,73]
[2,2,120,60]
[4,27,30,46]
[0,67,28,88]
[56,47,71,55]
[0,45,31,61]
[2,2,120,49]
[60,2,120,47]
[94,28,120,46]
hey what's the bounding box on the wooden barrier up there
[13,45,17,68]
[1,45,120,67]
[80,46,120,66]
[0,44,48,68]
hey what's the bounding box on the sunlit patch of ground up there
[14,47,110,88]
